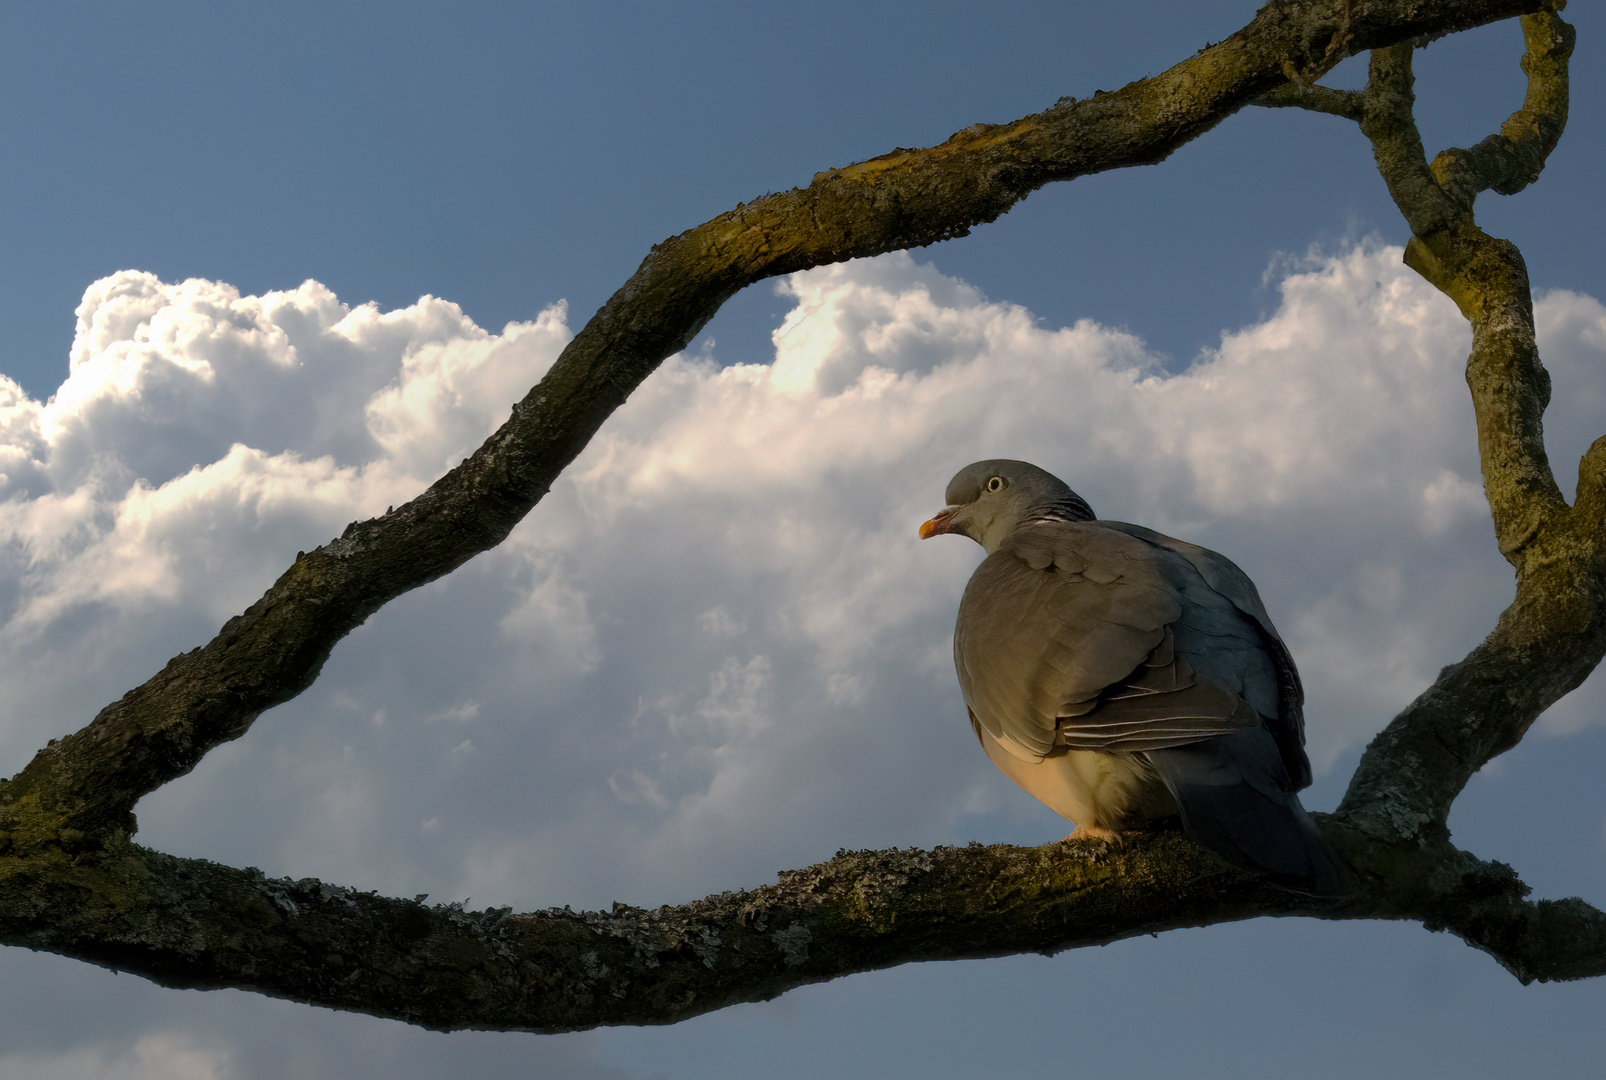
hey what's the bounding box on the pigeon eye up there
[986,476,1005,493]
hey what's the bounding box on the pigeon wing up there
[1102,521,1311,788]
[955,522,1256,762]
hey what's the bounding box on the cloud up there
[4,244,1604,924]
[0,270,570,772]
[5,243,1606,1079]
[0,1032,238,1080]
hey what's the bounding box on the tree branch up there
[1,825,1599,1033]
[1333,10,1596,850]
[1358,16,1573,548]
[1,0,1592,1033]
[1431,11,1573,203]
[1254,83,1364,120]
[0,0,1546,847]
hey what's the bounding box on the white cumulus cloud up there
[4,243,1606,1080]
[0,271,569,769]
[2,245,1603,913]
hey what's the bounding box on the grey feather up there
[924,459,1350,894]
[1145,731,1350,895]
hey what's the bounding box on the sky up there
[2,2,1605,1078]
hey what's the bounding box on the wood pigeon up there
[921,459,1350,895]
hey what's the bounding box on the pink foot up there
[1064,824,1124,845]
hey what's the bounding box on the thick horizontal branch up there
[0,0,1546,844]
[0,832,1291,1031]
[2,824,1596,1032]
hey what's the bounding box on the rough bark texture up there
[3,0,1600,1034]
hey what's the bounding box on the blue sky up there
[2,3,1605,1077]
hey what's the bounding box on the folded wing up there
[955,521,1281,765]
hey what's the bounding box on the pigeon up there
[921,459,1350,895]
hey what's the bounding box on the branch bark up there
[2,0,1597,1033]
[1326,12,1596,850]
[1254,10,1605,966]
[2,824,1600,1035]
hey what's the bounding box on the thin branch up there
[1431,12,1574,203]
[1353,15,1573,554]
[1360,44,1465,238]
[1254,83,1365,120]
[1335,10,1597,842]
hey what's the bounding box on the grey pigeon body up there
[922,460,1349,895]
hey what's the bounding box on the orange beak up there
[919,508,956,539]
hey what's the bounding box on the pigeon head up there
[919,459,1096,553]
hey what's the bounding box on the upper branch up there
[1431,12,1573,203]
[1359,43,1466,238]
[1358,19,1574,556]
[2,0,1543,845]
[1333,10,1601,846]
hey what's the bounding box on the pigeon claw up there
[1064,824,1125,845]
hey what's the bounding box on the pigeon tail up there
[1145,731,1354,897]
